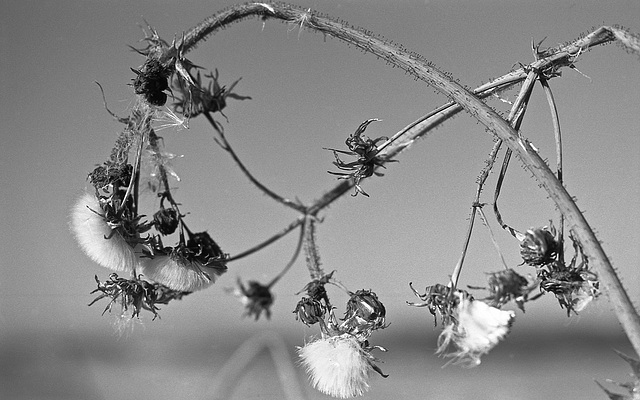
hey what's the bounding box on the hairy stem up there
[165,4,639,354]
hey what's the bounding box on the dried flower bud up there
[294,297,327,326]
[341,289,387,336]
[520,227,558,266]
[485,268,536,311]
[407,282,454,325]
[89,163,133,192]
[186,231,226,265]
[229,279,274,320]
[153,207,179,235]
[132,59,170,106]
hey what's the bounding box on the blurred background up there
[1,0,639,399]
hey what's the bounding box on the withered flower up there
[173,69,251,118]
[153,207,179,235]
[519,226,559,266]
[538,260,600,316]
[294,297,328,326]
[407,282,454,326]
[296,282,389,397]
[326,119,394,197]
[89,273,189,320]
[132,59,172,106]
[483,268,540,311]
[229,278,274,320]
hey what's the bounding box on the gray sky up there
[1,0,639,398]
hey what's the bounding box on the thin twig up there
[492,70,537,238]
[267,222,306,288]
[477,205,510,270]
[203,111,306,212]
[226,216,305,262]
[539,75,564,262]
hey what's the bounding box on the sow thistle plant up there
[71,3,640,398]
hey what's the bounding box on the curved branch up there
[161,5,639,354]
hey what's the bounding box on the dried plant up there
[71,3,640,398]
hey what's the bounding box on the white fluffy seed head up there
[438,293,515,366]
[70,192,138,273]
[298,334,371,398]
[139,254,226,292]
[456,297,514,353]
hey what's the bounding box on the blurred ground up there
[0,326,633,400]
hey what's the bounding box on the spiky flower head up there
[437,291,515,367]
[89,273,189,320]
[173,69,252,118]
[326,119,395,197]
[298,333,387,399]
[519,226,559,266]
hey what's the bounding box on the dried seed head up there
[437,292,515,367]
[298,333,386,399]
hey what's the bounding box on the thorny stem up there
[167,3,640,355]
[303,215,325,281]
